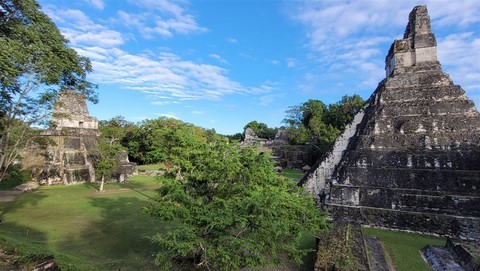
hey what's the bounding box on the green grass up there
[362,227,446,271]
[281,168,305,181]
[0,174,316,270]
[0,175,167,271]
[298,233,317,271]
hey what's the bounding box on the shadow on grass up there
[58,196,171,271]
[82,182,100,191]
[0,190,47,215]
[0,221,53,269]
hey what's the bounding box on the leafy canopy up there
[244,120,277,140]
[283,95,364,151]
[144,133,327,270]
[0,0,96,181]
[120,117,216,166]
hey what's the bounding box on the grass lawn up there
[281,168,305,182]
[362,227,446,271]
[0,174,318,271]
[0,175,166,271]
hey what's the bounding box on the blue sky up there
[38,0,480,135]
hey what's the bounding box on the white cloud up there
[266,59,280,65]
[286,57,297,68]
[85,0,105,10]
[44,2,243,102]
[209,54,229,64]
[191,110,205,115]
[290,0,480,94]
[43,8,124,47]
[227,37,238,43]
[258,94,284,106]
[118,0,207,38]
[249,81,278,94]
[437,32,480,91]
[77,46,249,101]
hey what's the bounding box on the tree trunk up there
[99,175,105,192]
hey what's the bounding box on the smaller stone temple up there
[38,90,99,185]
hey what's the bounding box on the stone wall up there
[113,151,137,182]
[270,144,319,169]
[241,127,319,169]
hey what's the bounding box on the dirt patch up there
[0,191,22,202]
[0,182,40,203]
[315,223,369,271]
[365,236,395,271]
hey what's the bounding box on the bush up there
[0,164,31,189]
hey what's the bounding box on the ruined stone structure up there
[39,90,99,185]
[241,127,319,169]
[302,6,480,241]
[114,151,138,182]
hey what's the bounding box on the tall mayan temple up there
[39,90,99,185]
[302,6,480,241]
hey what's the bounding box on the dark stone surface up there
[330,205,480,241]
[271,144,319,169]
[446,239,480,271]
[317,6,480,241]
[421,245,466,271]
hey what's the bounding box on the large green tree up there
[243,120,277,139]
[0,0,96,181]
[123,117,216,166]
[145,137,327,270]
[283,95,364,151]
[94,116,134,191]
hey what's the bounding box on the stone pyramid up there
[39,90,99,185]
[302,5,480,241]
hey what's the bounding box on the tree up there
[282,96,364,151]
[122,117,216,166]
[0,0,97,182]
[92,141,122,192]
[95,116,133,191]
[99,116,134,147]
[325,94,364,130]
[244,120,277,139]
[145,136,327,270]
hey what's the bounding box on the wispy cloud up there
[43,8,124,47]
[85,48,248,100]
[258,93,285,106]
[437,32,480,92]
[44,5,266,105]
[227,37,238,43]
[286,57,297,68]
[85,0,105,10]
[115,0,207,38]
[209,54,229,64]
[266,59,280,65]
[290,0,480,98]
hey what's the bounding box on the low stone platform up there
[421,239,480,271]
[421,245,466,270]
